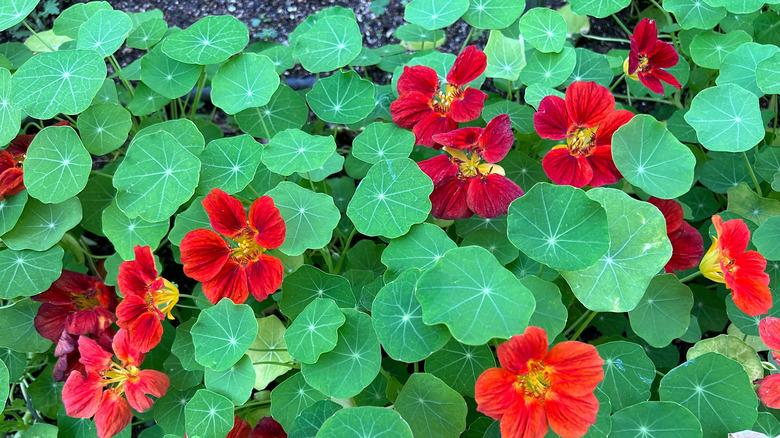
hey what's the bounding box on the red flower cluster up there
[700,215,771,316]
[625,18,682,95]
[758,317,780,408]
[418,114,523,219]
[475,326,604,438]
[229,416,288,438]
[62,330,169,438]
[181,188,286,304]
[533,81,633,188]
[647,197,703,273]
[391,46,488,147]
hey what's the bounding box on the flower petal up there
[116,296,163,353]
[584,146,622,188]
[545,390,599,438]
[390,91,434,130]
[246,254,284,302]
[650,67,682,92]
[545,341,604,396]
[62,371,104,418]
[716,216,750,258]
[648,40,679,69]
[78,335,113,373]
[638,71,666,95]
[631,19,658,56]
[760,317,780,352]
[418,154,458,186]
[758,374,780,409]
[534,95,569,140]
[124,369,169,412]
[249,196,286,249]
[202,259,250,305]
[480,114,514,163]
[0,167,23,198]
[647,197,684,234]
[248,416,288,438]
[65,306,115,337]
[413,112,458,148]
[95,390,133,438]
[450,88,487,123]
[565,81,615,129]
[447,45,487,86]
[467,174,524,219]
[113,329,146,367]
[397,65,440,95]
[118,246,158,297]
[500,398,548,438]
[497,327,548,375]
[429,175,472,220]
[432,127,482,151]
[227,415,252,438]
[593,110,633,148]
[728,250,771,316]
[666,221,704,273]
[180,229,231,282]
[33,303,71,342]
[202,188,249,238]
[475,367,521,420]
[542,147,594,188]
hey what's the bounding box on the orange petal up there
[497,327,548,375]
[475,367,521,420]
[545,341,604,396]
[545,389,599,438]
[500,397,548,438]
[95,390,132,438]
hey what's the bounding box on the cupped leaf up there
[0,0,38,33]
[703,0,770,14]
[699,151,754,193]
[463,0,526,29]
[757,52,780,95]
[0,299,50,353]
[519,8,567,53]
[101,201,169,260]
[507,182,610,271]
[596,341,656,412]
[196,135,262,195]
[685,84,765,152]
[727,182,780,226]
[610,401,703,438]
[204,354,255,405]
[77,103,132,155]
[628,275,693,348]
[184,389,234,438]
[127,83,171,117]
[270,373,328,431]
[715,42,779,96]
[689,31,751,69]
[11,50,106,119]
[665,0,727,30]
[53,2,112,39]
[235,84,308,139]
[381,223,457,281]
[211,53,279,114]
[0,246,63,299]
[416,246,535,345]
[126,17,167,49]
[317,406,413,438]
[77,9,133,57]
[285,298,346,364]
[687,334,763,382]
[0,191,27,236]
[2,197,82,252]
[561,188,672,312]
[141,46,203,100]
[280,266,355,320]
[134,119,205,157]
[288,400,342,438]
[154,387,199,436]
[754,216,780,260]
[162,15,249,64]
[0,68,20,147]
[307,71,375,124]
[347,158,433,239]
[352,122,415,165]
[404,0,469,30]
[425,339,495,397]
[294,16,362,73]
[171,319,204,372]
[518,46,576,87]
[262,129,336,176]
[248,315,294,390]
[612,114,696,198]
[395,373,467,438]
[191,299,259,371]
[521,276,568,340]
[24,126,91,203]
[566,48,614,87]
[483,30,526,81]
[569,0,630,18]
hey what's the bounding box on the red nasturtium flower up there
[116,245,180,353]
[390,45,488,147]
[758,317,780,408]
[533,81,633,188]
[418,114,523,220]
[227,415,252,438]
[475,326,604,438]
[0,133,34,200]
[647,197,704,273]
[62,330,169,438]
[180,188,286,304]
[699,215,771,316]
[624,18,682,95]
[249,417,288,438]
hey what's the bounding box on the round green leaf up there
[347,158,433,239]
[507,183,610,271]
[463,0,526,29]
[461,229,518,266]
[628,274,693,348]
[191,299,258,371]
[0,299,50,353]
[684,84,765,152]
[289,400,342,438]
[404,0,469,30]
[416,246,535,345]
[141,45,203,100]
[53,2,111,39]
[689,31,751,69]
[715,42,779,96]
[0,246,63,299]
[727,182,780,226]
[561,188,672,312]
[0,68,21,147]
[270,373,328,431]
[77,103,132,155]
[754,216,780,260]
[524,83,564,108]
[307,71,375,124]
[0,0,38,32]
[204,355,255,405]
[372,269,451,362]
[172,319,203,372]
[114,131,201,222]
[265,182,341,256]
[596,341,656,412]
[381,223,457,281]
[101,201,169,260]
[757,52,780,95]
[659,352,758,437]
[425,339,495,397]
[700,151,754,193]
[610,401,702,438]
[126,18,167,50]
[127,82,171,117]
[280,265,355,320]
[612,114,696,198]
[482,102,535,134]
[24,126,91,203]
[285,298,346,364]
[165,355,203,391]
[134,119,205,157]
[703,0,769,14]
[161,15,249,65]
[196,135,262,195]
[301,308,381,399]
[260,44,295,74]
[77,10,132,58]
[352,123,415,165]
[2,197,82,251]
[566,48,614,86]
[569,0,630,18]
[679,186,720,221]
[211,53,279,114]
[184,389,233,438]
[520,276,568,340]
[484,30,526,81]
[519,8,567,53]
[395,373,467,438]
[519,46,576,87]
[235,84,308,139]
[154,386,199,436]
[297,152,344,182]
[248,315,293,390]
[11,50,106,119]
[294,16,361,73]
[262,129,335,176]
[0,190,27,237]
[665,0,727,30]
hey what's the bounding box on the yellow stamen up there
[566,127,598,156]
[155,279,179,320]
[444,147,503,178]
[232,231,267,264]
[517,360,552,398]
[699,238,727,284]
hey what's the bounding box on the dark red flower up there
[228,415,252,438]
[700,215,771,316]
[116,245,179,353]
[180,188,286,304]
[625,18,682,95]
[390,46,488,147]
[249,417,287,438]
[647,197,703,273]
[418,114,523,220]
[533,81,633,188]
[62,330,169,438]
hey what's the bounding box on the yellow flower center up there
[515,360,552,398]
[72,293,102,311]
[565,127,598,156]
[432,84,463,114]
[444,147,505,179]
[232,229,267,265]
[151,278,179,320]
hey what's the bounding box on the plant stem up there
[22,20,55,52]
[333,227,358,274]
[569,311,597,341]
[19,379,44,423]
[610,74,625,92]
[248,347,288,352]
[90,170,113,179]
[190,66,206,120]
[611,14,632,37]
[320,247,335,273]
[507,81,513,101]
[178,293,212,306]
[678,271,702,283]
[537,264,545,278]
[743,151,763,197]
[108,55,135,99]
[612,93,682,109]
[254,107,272,140]
[459,26,475,53]
[581,33,631,44]
[252,361,299,368]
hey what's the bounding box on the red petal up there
[54,349,82,382]
[500,398,548,438]
[467,174,524,219]
[0,167,24,197]
[249,196,286,249]
[413,113,458,148]
[758,374,780,409]
[390,91,434,130]
[248,416,288,438]
[565,82,614,129]
[497,327,548,375]
[78,335,113,373]
[534,95,569,140]
[760,317,780,352]
[202,259,250,304]
[480,114,514,163]
[65,306,115,337]
[62,371,104,418]
[728,250,771,316]
[593,110,634,148]
[545,390,599,438]
[584,146,622,187]
[638,71,666,95]
[118,246,158,297]
[124,369,169,412]
[666,221,704,273]
[34,303,71,342]
[647,197,684,233]
[447,46,487,87]
[631,19,658,55]
[648,41,679,69]
[716,216,750,258]
[432,127,482,151]
[542,148,594,188]
[180,229,231,282]
[113,329,146,367]
[95,390,132,438]
[228,415,252,438]
[449,87,487,123]
[397,65,440,95]
[429,175,472,220]
[0,150,15,171]
[203,188,249,239]
[8,134,34,155]
[649,68,682,93]
[418,154,458,186]
[475,367,520,420]
[545,341,604,396]
[116,296,162,353]
[246,255,284,302]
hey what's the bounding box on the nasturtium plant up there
[2,0,780,436]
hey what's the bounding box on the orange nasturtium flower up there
[475,326,604,438]
[758,316,780,409]
[699,215,771,316]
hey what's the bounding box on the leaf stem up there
[320,246,335,273]
[610,74,625,92]
[459,26,475,54]
[743,151,763,197]
[333,227,358,274]
[581,33,631,44]
[190,66,206,120]
[568,311,597,341]
[537,264,544,278]
[22,20,55,52]
[252,360,299,368]
[248,347,288,352]
[254,106,272,140]
[178,293,212,306]
[19,379,44,424]
[678,271,702,283]
[612,93,682,108]
[611,14,632,37]
[507,81,513,102]
[108,55,135,99]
